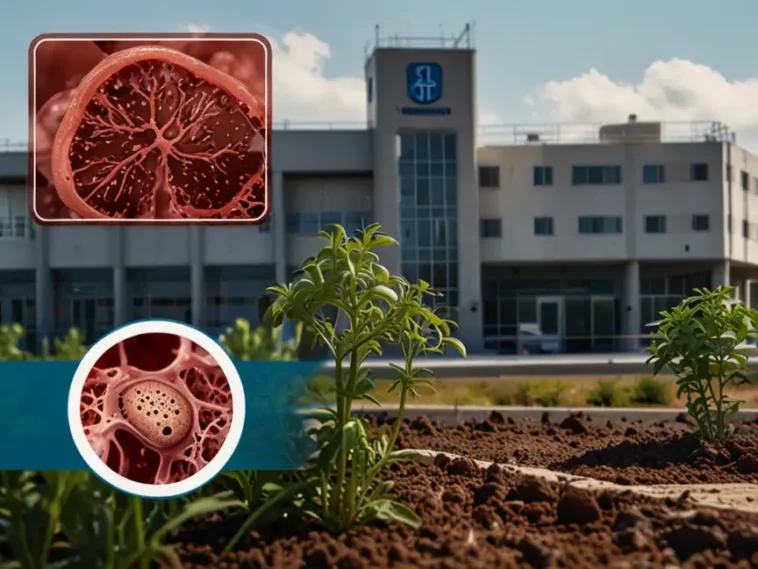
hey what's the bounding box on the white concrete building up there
[1,30,757,354]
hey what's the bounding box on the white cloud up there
[527,59,758,148]
[181,22,213,34]
[478,108,501,125]
[272,31,366,124]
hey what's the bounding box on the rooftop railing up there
[477,120,735,146]
[1,120,736,153]
[365,23,475,55]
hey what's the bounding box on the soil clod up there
[556,485,602,525]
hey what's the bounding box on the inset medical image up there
[30,34,271,224]
[68,320,245,497]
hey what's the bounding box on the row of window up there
[480,214,718,237]
[0,216,36,240]
[727,166,758,192]
[285,211,371,235]
[478,162,758,188]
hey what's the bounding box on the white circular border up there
[67,319,245,499]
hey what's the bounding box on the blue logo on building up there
[407,63,442,105]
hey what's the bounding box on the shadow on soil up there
[553,431,758,479]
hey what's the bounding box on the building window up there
[727,214,732,233]
[726,165,732,182]
[344,212,371,234]
[0,216,34,240]
[320,211,342,230]
[645,215,667,234]
[285,211,372,235]
[479,166,500,188]
[534,217,554,236]
[302,212,320,234]
[692,214,710,232]
[741,170,749,190]
[690,163,709,181]
[578,216,623,234]
[642,164,665,185]
[743,219,750,238]
[533,166,553,186]
[572,165,622,185]
[480,218,502,238]
[367,77,373,103]
[399,132,459,315]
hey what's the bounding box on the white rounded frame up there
[67,319,245,498]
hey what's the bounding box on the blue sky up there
[4,0,758,148]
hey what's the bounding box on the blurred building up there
[1,26,757,354]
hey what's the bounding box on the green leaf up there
[358,393,381,406]
[371,285,399,304]
[150,492,243,544]
[442,337,467,357]
[372,499,421,528]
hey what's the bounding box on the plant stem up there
[716,358,725,442]
[132,497,148,569]
[330,358,345,519]
[333,348,360,522]
[386,386,408,459]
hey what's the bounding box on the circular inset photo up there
[68,320,245,498]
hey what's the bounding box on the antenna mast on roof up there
[453,22,471,48]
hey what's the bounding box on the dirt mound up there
[171,460,758,568]
[394,414,758,485]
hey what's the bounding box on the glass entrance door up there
[537,296,563,353]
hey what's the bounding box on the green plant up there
[259,224,465,533]
[648,286,758,442]
[0,324,32,361]
[220,318,303,360]
[42,328,89,360]
[631,376,671,405]
[60,480,241,569]
[587,379,629,407]
[0,471,87,569]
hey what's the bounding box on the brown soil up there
[393,413,758,486]
[173,460,758,568]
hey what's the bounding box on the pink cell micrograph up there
[79,332,233,485]
[30,35,271,223]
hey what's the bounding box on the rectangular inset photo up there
[29,33,271,225]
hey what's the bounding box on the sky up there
[3,0,758,149]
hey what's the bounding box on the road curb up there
[356,405,758,426]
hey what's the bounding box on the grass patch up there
[348,373,758,408]
[345,372,758,409]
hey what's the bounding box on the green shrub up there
[631,376,671,405]
[648,286,758,442]
[220,318,302,360]
[587,379,629,407]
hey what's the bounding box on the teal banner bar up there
[0,361,322,471]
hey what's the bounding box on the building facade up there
[1,38,757,354]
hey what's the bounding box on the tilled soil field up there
[393,413,758,486]
[173,459,758,568]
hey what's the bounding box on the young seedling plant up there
[647,286,758,443]
[260,224,465,533]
